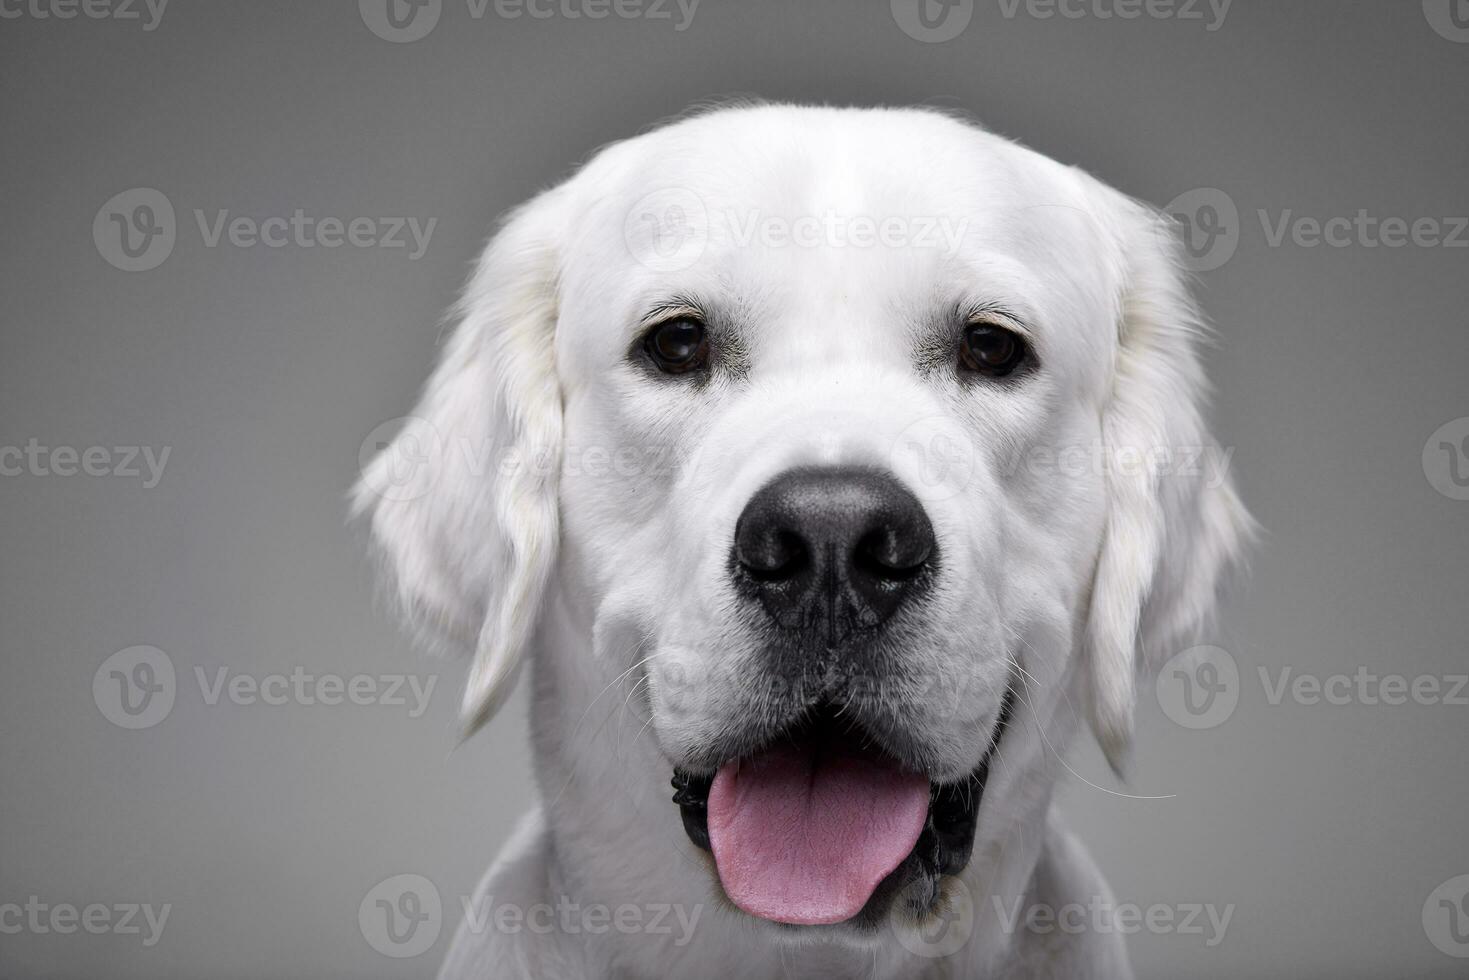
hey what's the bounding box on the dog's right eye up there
[959,321,1030,378]
[643,317,710,374]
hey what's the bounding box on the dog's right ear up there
[353,186,569,739]
[1080,189,1255,771]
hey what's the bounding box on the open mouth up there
[671,689,1014,927]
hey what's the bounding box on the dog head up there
[355,104,1251,931]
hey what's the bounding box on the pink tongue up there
[706,741,930,925]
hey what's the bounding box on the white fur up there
[355,103,1251,979]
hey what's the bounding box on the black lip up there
[670,686,1016,926]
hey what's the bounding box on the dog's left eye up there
[644,317,710,374]
[959,322,1030,377]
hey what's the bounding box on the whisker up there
[544,642,660,812]
[1008,653,1174,802]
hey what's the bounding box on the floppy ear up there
[353,186,568,738]
[1084,195,1255,770]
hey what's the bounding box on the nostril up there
[740,529,811,582]
[853,527,932,582]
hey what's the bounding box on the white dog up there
[355,103,1251,979]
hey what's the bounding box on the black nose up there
[732,467,937,646]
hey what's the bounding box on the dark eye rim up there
[958,317,1033,379]
[639,312,711,376]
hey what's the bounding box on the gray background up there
[3,1,1468,977]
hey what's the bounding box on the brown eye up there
[644,317,709,374]
[959,322,1029,377]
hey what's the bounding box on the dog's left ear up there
[353,185,570,739]
[1083,191,1256,770]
